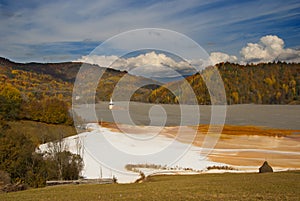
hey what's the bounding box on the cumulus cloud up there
[74,51,199,80]
[209,52,238,65]
[240,35,300,63]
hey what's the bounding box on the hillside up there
[0,57,159,103]
[0,57,299,104]
[149,62,300,104]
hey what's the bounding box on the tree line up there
[0,121,83,189]
[149,62,300,105]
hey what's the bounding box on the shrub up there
[0,170,11,186]
[206,165,237,171]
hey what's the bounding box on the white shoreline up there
[39,123,299,183]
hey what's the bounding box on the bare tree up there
[46,131,68,180]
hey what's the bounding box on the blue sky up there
[0,0,299,63]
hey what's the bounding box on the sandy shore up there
[101,122,300,169]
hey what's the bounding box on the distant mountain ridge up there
[0,57,106,82]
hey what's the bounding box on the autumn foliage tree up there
[22,97,73,125]
[0,84,22,120]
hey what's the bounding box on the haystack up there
[259,161,273,173]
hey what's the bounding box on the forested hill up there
[0,57,159,103]
[149,62,300,105]
[0,57,85,82]
[0,57,299,104]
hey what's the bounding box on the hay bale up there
[259,161,273,173]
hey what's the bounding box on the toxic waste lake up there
[74,103,300,130]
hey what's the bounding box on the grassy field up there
[1,171,299,201]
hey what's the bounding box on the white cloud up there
[240,35,300,63]
[75,35,300,80]
[1,1,299,64]
[209,52,238,65]
[75,55,119,67]
[207,35,300,65]
[74,51,199,79]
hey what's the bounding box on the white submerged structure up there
[39,123,229,183]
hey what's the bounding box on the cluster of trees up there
[21,98,73,124]
[218,62,299,104]
[0,83,73,124]
[0,121,83,188]
[0,83,82,190]
[149,62,300,105]
[0,84,22,120]
[1,68,73,103]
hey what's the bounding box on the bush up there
[0,170,11,186]
[0,182,27,193]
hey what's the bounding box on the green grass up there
[1,171,300,201]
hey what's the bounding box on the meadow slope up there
[1,171,299,201]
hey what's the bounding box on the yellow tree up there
[0,84,22,119]
[231,92,239,104]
